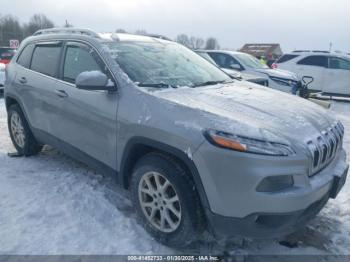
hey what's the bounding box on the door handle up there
[55,89,68,98]
[19,77,27,84]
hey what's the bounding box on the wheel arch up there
[119,137,210,209]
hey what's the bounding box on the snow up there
[0,96,349,255]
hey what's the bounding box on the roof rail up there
[293,50,331,54]
[33,28,101,38]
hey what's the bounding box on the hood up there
[255,68,299,81]
[151,82,336,145]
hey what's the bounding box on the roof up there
[284,50,350,59]
[240,43,281,56]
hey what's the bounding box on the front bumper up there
[193,142,348,237]
[206,191,331,238]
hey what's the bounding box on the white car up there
[196,50,269,86]
[275,51,350,97]
[201,50,300,94]
[0,63,5,92]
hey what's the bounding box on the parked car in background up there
[275,51,350,97]
[4,28,348,247]
[0,63,5,93]
[196,50,269,86]
[202,50,300,94]
[0,47,16,64]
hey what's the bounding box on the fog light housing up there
[256,175,294,192]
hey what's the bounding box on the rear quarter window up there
[30,44,61,77]
[276,54,299,63]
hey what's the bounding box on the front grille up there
[307,122,344,176]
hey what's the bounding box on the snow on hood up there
[256,68,299,81]
[149,81,336,145]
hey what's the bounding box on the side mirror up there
[75,71,115,91]
[229,64,241,71]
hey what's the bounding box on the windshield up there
[235,53,269,69]
[104,41,231,87]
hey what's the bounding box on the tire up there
[7,104,42,156]
[130,152,204,247]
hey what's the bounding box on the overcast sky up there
[2,0,349,52]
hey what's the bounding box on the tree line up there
[0,13,220,50]
[0,14,57,46]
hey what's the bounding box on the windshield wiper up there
[192,80,233,87]
[137,82,177,89]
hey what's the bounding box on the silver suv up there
[4,28,348,247]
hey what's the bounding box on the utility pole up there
[329,42,333,52]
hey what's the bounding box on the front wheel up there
[130,152,204,247]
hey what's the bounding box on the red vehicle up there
[0,47,17,64]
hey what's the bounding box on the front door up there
[51,41,118,169]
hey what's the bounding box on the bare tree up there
[176,34,191,48]
[190,36,205,50]
[135,29,147,35]
[115,28,127,33]
[64,20,73,28]
[205,37,220,50]
[23,14,55,37]
[0,15,23,46]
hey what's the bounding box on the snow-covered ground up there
[0,95,349,255]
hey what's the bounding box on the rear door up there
[323,56,350,96]
[51,41,118,169]
[14,41,63,133]
[295,55,327,92]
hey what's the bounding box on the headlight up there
[204,130,295,156]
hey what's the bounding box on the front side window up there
[30,44,61,77]
[329,57,350,70]
[104,41,230,87]
[277,54,299,63]
[63,44,102,83]
[17,44,35,68]
[297,55,327,67]
[234,53,269,69]
[208,52,242,70]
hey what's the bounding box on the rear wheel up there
[8,104,42,156]
[130,152,204,247]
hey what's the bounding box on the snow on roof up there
[98,32,166,43]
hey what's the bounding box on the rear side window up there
[276,54,299,63]
[297,55,327,67]
[30,44,61,77]
[17,44,35,68]
[329,57,350,70]
[63,44,102,83]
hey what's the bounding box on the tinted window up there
[63,44,102,84]
[297,55,327,67]
[277,54,299,63]
[208,53,242,70]
[329,57,350,70]
[17,44,35,68]
[31,45,61,77]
